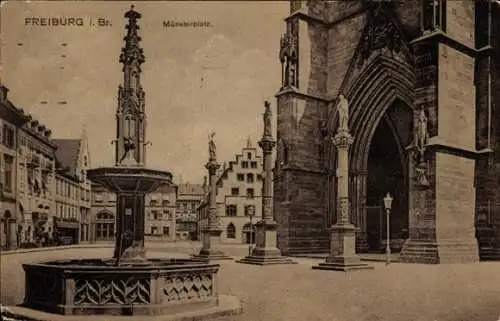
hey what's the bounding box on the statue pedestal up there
[313,224,374,272]
[192,228,232,261]
[236,220,297,265]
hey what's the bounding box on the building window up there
[226,223,236,239]
[151,226,158,235]
[231,188,239,196]
[237,174,244,181]
[95,212,115,241]
[257,174,263,181]
[242,161,249,168]
[3,155,14,192]
[226,205,237,217]
[247,174,254,183]
[247,152,252,160]
[95,193,103,202]
[150,200,158,207]
[152,211,160,220]
[251,161,257,168]
[246,188,254,199]
[163,226,170,236]
[422,0,446,32]
[2,124,15,149]
[162,200,169,207]
[109,193,116,202]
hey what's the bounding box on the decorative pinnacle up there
[120,5,145,66]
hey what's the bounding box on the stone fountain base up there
[17,258,241,320]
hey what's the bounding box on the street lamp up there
[383,192,393,265]
[247,205,255,255]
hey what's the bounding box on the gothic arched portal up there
[365,101,413,252]
[328,53,416,253]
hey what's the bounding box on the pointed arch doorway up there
[364,100,413,253]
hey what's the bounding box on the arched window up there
[95,211,115,241]
[150,200,158,207]
[226,223,236,239]
[161,200,169,207]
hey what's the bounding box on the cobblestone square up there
[2,244,500,321]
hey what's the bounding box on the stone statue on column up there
[312,93,373,272]
[236,100,296,265]
[208,132,216,161]
[337,94,349,132]
[264,101,272,137]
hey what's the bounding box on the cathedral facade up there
[274,0,500,263]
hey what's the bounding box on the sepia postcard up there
[1,1,500,321]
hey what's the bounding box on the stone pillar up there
[114,193,148,263]
[400,31,480,264]
[237,101,296,265]
[313,95,373,271]
[192,134,232,261]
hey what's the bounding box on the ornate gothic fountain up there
[20,6,241,319]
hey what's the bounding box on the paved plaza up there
[1,243,500,321]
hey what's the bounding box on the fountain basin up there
[22,259,220,316]
[87,167,173,194]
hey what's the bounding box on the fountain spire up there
[116,4,147,167]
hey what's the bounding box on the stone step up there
[480,247,500,261]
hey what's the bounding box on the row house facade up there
[199,138,264,244]
[0,85,30,249]
[17,113,57,246]
[90,181,177,242]
[176,181,205,240]
[53,136,92,245]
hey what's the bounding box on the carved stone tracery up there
[358,4,410,66]
[74,277,151,305]
[163,273,214,302]
[279,19,299,88]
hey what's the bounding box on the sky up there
[1,0,289,184]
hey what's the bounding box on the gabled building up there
[199,137,264,244]
[53,132,92,245]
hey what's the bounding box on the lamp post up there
[383,192,393,265]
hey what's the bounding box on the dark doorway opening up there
[365,102,411,253]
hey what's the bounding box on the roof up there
[178,183,204,196]
[52,139,81,176]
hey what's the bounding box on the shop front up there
[53,217,79,245]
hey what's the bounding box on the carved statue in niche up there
[279,20,298,89]
[413,108,430,187]
[208,132,216,161]
[414,108,428,164]
[336,94,349,132]
[279,35,289,87]
[315,120,328,165]
[278,138,288,166]
[415,162,429,187]
[119,136,136,164]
